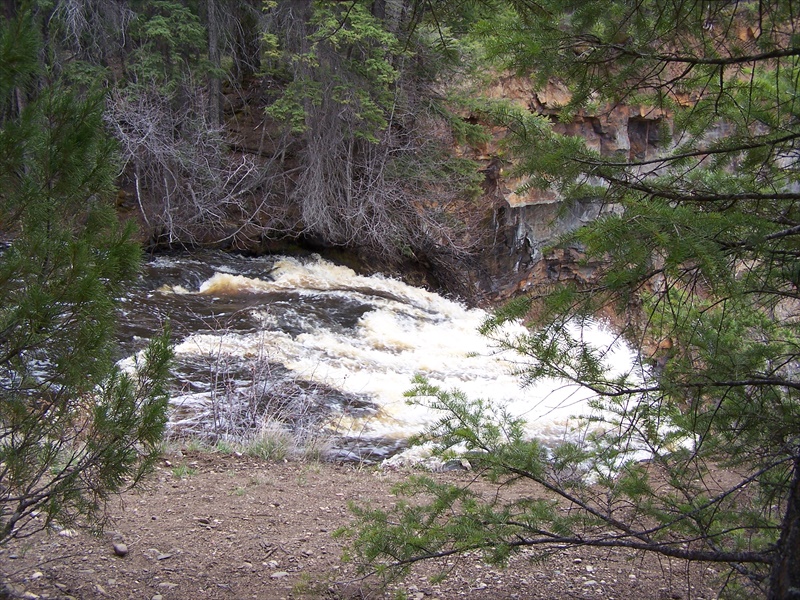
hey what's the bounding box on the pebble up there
[112,543,128,557]
[270,571,290,579]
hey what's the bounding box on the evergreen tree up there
[344,1,800,597]
[260,0,487,289]
[0,9,171,543]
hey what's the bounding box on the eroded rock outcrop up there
[466,76,668,301]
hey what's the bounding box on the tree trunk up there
[233,2,260,82]
[768,457,800,599]
[371,0,386,21]
[206,0,222,125]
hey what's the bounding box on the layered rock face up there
[467,76,667,301]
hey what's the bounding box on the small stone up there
[30,572,43,580]
[583,580,598,587]
[151,596,163,600]
[270,571,290,579]
[586,565,594,573]
[158,582,178,589]
[156,553,172,561]
[22,593,40,600]
[112,543,128,557]
[573,558,582,564]
[442,459,469,472]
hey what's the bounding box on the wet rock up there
[442,459,471,471]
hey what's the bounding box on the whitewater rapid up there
[123,252,636,459]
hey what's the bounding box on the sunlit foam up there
[157,284,192,294]
[198,273,273,295]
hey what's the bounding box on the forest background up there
[2,0,504,297]
[1,1,800,599]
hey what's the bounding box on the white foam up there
[164,256,638,444]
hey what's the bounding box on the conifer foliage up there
[344,1,800,597]
[0,10,171,544]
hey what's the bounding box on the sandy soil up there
[1,450,727,600]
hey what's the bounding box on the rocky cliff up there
[460,76,668,301]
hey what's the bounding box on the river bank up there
[1,449,722,600]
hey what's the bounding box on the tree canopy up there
[343,1,800,598]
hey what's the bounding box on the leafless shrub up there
[49,0,135,66]
[167,331,332,460]
[106,85,276,247]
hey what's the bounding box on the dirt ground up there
[1,449,729,600]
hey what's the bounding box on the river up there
[118,251,635,462]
